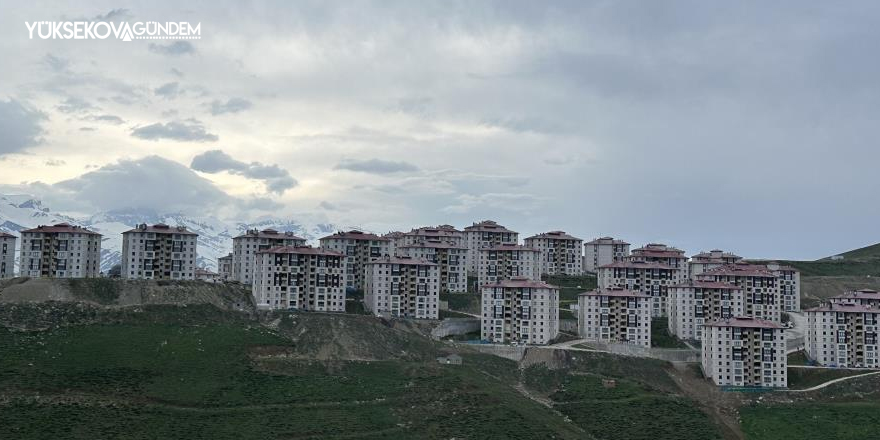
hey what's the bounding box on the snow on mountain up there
[0,194,340,273]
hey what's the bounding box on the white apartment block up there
[218,253,232,281]
[577,287,652,347]
[233,229,306,285]
[364,256,440,319]
[319,230,390,291]
[404,225,465,247]
[629,243,689,279]
[702,317,787,388]
[598,260,678,318]
[464,220,518,273]
[700,263,782,324]
[805,302,879,368]
[524,231,583,276]
[583,237,630,273]
[0,232,15,279]
[688,249,742,277]
[252,246,346,312]
[765,263,801,312]
[121,224,198,280]
[381,231,407,257]
[668,279,744,341]
[477,244,540,288]
[830,289,880,308]
[481,277,559,345]
[19,223,101,278]
[398,240,467,293]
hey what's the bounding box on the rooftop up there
[21,223,101,236]
[463,220,516,233]
[234,228,305,240]
[123,223,198,236]
[525,230,582,241]
[579,287,650,298]
[481,243,540,252]
[257,245,345,257]
[0,232,15,238]
[832,289,880,300]
[701,262,776,278]
[399,240,467,250]
[482,276,557,289]
[319,230,389,241]
[585,236,630,245]
[673,279,742,290]
[703,316,782,329]
[599,260,675,270]
[806,302,877,313]
[367,255,437,266]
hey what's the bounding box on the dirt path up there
[785,370,880,392]
[666,362,746,440]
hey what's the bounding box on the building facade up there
[830,289,880,308]
[805,302,878,368]
[19,223,101,278]
[381,231,407,257]
[765,263,801,312]
[398,240,467,293]
[688,250,742,277]
[477,244,540,288]
[364,256,440,319]
[0,232,15,279]
[524,231,583,276]
[702,317,787,388]
[699,263,782,323]
[668,279,744,341]
[404,225,465,247]
[583,237,630,273]
[597,260,677,318]
[481,277,559,345]
[319,230,390,291]
[232,229,306,285]
[463,220,518,273]
[218,253,232,281]
[577,287,652,347]
[121,224,198,280]
[629,243,689,279]
[252,246,346,311]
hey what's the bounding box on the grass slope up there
[741,403,880,440]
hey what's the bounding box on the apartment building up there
[398,240,467,293]
[765,263,801,312]
[19,223,101,278]
[319,230,390,291]
[121,224,198,280]
[805,302,879,368]
[481,277,559,345]
[218,253,232,281]
[524,231,583,276]
[195,268,220,283]
[364,256,440,319]
[688,250,742,277]
[830,289,880,308]
[597,260,677,318]
[232,229,306,285]
[577,287,652,347]
[477,244,540,288]
[668,279,744,341]
[700,263,782,323]
[629,243,689,279]
[0,232,15,279]
[382,231,407,257]
[583,237,630,273]
[701,317,787,388]
[464,220,518,273]
[404,225,465,247]
[252,246,346,311]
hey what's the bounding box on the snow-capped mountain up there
[0,194,339,273]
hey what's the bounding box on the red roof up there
[0,232,15,239]
[319,230,389,241]
[463,220,516,233]
[585,237,630,245]
[20,223,101,236]
[702,263,776,278]
[123,223,198,236]
[366,255,437,266]
[703,316,782,329]
[234,228,304,240]
[599,260,675,270]
[806,302,878,313]
[399,240,467,250]
[525,231,582,241]
[257,245,344,257]
[579,287,650,298]
[482,277,557,289]
[832,289,880,300]
[481,244,539,252]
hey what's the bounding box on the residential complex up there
[766,263,801,312]
[480,277,559,345]
[463,220,518,273]
[583,237,630,273]
[830,289,880,308]
[597,260,677,318]
[364,256,440,319]
[629,243,688,280]
[398,240,467,293]
[0,232,15,279]
[319,230,390,291]
[577,287,652,347]
[477,244,540,288]
[252,246,346,311]
[218,253,232,281]
[19,223,102,278]
[668,279,744,341]
[232,229,306,285]
[688,249,742,277]
[701,317,787,388]
[699,263,782,323]
[404,225,465,247]
[121,224,198,280]
[805,302,878,368]
[524,231,583,276]
[381,231,407,257]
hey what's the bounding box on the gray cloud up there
[131,120,218,142]
[170,68,184,78]
[335,158,419,174]
[45,159,66,166]
[209,97,253,115]
[88,114,125,125]
[56,97,97,114]
[148,41,196,56]
[442,193,543,214]
[190,149,297,194]
[79,127,96,132]
[93,8,130,21]
[0,99,46,156]
[42,53,69,73]
[154,82,180,99]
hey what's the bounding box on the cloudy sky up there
[1,1,878,260]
